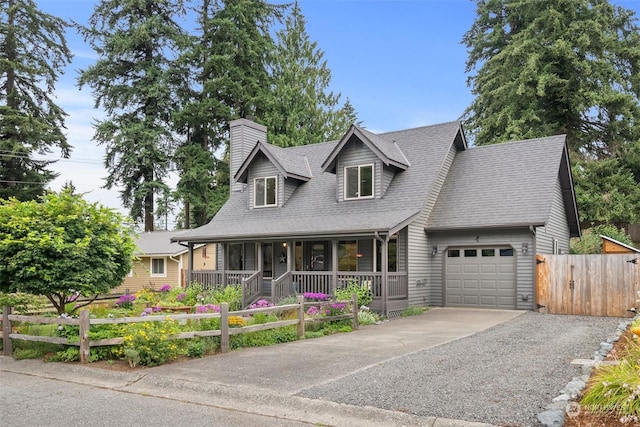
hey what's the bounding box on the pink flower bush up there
[303,292,329,301]
[249,299,273,309]
[195,304,220,313]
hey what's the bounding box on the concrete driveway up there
[1,308,523,427]
[150,307,524,394]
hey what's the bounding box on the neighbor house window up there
[151,258,166,277]
[254,176,277,207]
[345,164,373,199]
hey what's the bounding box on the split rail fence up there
[536,254,640,317]
[2,294,358,363]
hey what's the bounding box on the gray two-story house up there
[173,118,580,315]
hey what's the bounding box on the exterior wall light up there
[522,243,528,254]
[431,246,438,256]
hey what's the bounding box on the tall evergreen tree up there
[264,1,356,147]
[77,0,186,231]
[462,0,640,224]
[173,0,283,227]
[0,0,72,201]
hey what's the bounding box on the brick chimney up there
[229,118,267,192]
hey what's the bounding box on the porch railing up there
[388,272,408,299]
[271,271,293,304]
[291,272,333,296]
[190,270,257,290]
[189,270,408,307]
[241,271,261,308]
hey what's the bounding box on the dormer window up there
[255,176,277,207]
[345,164,373,199]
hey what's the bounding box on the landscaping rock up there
[537,409,564,427]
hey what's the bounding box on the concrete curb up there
[0,356,495,427]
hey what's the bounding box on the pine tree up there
[0,0,72,201]
[462,0,640,224]
[463,0,640,153]
[77,0,187,231]
[264,1,355,147]
[173,0,283,227]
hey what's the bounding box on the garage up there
[444,247,516,309]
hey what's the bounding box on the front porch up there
[188,269,408,314]
[184,235,410,315]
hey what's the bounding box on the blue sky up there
[33,0,640,227]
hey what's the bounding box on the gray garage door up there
[445,247,516,309]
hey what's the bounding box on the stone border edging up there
[536,316,636,427]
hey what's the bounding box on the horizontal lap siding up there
[249,155,280,209]
[230,121,266,192]
[408,144,457,307]
[428,230,535,310]
[336,142,381,201]
[535,180,570,254]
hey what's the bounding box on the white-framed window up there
[151,258,166,277]
[254,176,277,207]
[345,164,374,199]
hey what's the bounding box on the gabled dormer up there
[321,125,410,201]
[234,140,312,209]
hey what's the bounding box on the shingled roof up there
[322,125,410,173]
[136,231,189,256]
[174,121,465,243]
[235,141,312,183]
[425,135,580,236]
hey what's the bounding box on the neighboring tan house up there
[116,231,216,294]
[172,118,580,315]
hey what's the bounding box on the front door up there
[262,243,273,278]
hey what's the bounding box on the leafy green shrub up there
[211,284,242,311]
[14,347,47,360]
[0,292,44,314]
[251,312,278,325]
[13,340,64,359]
[335,280,372,308]
[184,282,204,306]
[401,306,427,317]
[186,338,217,358]
[304,330,325,339]
[49,347,80,362]
[570,224,634,254]
[358,306,381,325]
[277,295,298,305]
[122,319,184,367]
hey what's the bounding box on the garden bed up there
[565,326,640,426]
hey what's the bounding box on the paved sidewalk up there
[1,308,523,426]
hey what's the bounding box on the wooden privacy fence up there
[536,254,640,317]
[2,294,359,363]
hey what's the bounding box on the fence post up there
[351,294,359,330]
[2,305,13,356]
[297,294,305,338]
[220,303,229,353]
[79,310,90,364]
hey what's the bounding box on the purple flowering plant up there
[175,293,186,301]
[115,294,136,309]
[249,299,273,309]
[195,304,220,314]
[159,284,172,292]
[303,292,329,301]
